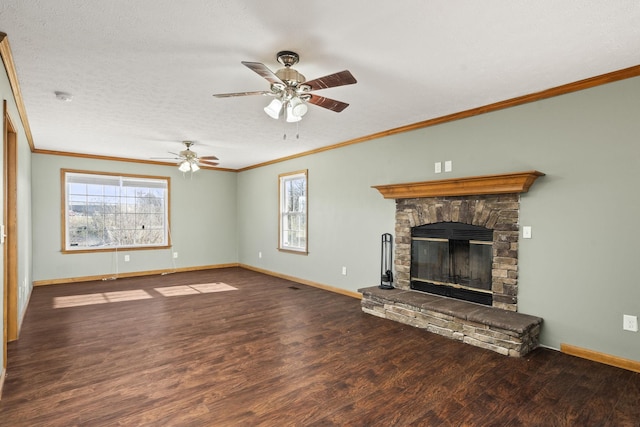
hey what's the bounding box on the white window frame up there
[62,169,170,253]
[278,170,308,254]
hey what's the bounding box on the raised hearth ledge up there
[359,286,542,357]
[372,170,545,199]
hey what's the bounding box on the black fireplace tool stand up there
[380,233,394,289]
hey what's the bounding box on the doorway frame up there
[3,100,19,370]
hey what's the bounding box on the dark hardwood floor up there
[1,267,639,426]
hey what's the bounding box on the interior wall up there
[1,54,33,370]
[17,119,31,318]
[238,76,640,362]
[31,154,238,282]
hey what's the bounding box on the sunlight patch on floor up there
[53,283,238,308]
[154,285,200,296]
[155,282,237,296]
[190,282,238,293]
[53,293,109,308]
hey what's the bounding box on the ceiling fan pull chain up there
[296,121,300,139]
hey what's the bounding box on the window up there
[278,170,307,253]
[62,170,170,252]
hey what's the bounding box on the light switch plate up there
[523,226,532,239]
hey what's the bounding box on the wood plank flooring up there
[1,267,639,426]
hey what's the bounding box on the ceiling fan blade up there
[308,95,350,113]
[304,70,357,91]
[242,61,284,86]
[199,155,219,161]
[212,90,271,98]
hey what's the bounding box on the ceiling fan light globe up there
[290,99,308,117]
[190,162,200,172]
[264,99,283,119]
[178,161,190,172]
[286,105,303,123]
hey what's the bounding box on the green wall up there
[31,155,238,281]
[237,76,640,361]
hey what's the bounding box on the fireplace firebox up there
[411,222,494,305]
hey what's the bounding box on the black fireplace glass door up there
[411,238,449,283]
[469,242,492,290]
[410,222,494,305]
[411,238,492,291]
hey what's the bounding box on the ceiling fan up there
[152,141,219,172]
[213,50,357,122]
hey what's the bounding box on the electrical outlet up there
[124,255,130,262]
[342,266,347,276]
[623,315,638,332]
[444,160,452,172]
[173,252,178,259]
[259,251,262,259]
[435,162,442,173]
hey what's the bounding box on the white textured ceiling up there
[1,1,639,170]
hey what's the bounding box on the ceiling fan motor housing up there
[276,67,305,86]
[180,141,197,160]
[179,150,196,160]
[275,50,305,87]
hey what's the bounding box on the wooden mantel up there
[372,170,545,199]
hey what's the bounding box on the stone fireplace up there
[359,171,545,357]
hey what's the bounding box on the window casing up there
[278,170,307,253]
[62,170,170,252]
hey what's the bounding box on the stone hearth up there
[359,286,542,357]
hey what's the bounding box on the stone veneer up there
[359,286,542,357]
[395,193,520,311]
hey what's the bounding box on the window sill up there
[277,248,308,255]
